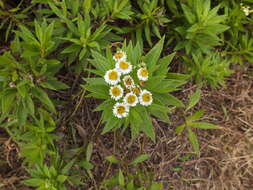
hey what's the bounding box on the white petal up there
[109,85,124,100]
[137,68,148,81]
[113,51,127,62]
[104,69,121,85]
[124,92,138,107]
[113,103,129,118]
[139,90,153,106]
[116,61,132,74]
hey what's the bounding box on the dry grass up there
[147,64,253,190]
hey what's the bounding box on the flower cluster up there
[240,3,252,16]
[104,50,153,118]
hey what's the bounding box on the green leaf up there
[61,44,81,54]
[31,87,56,113]
[24,96,35,116]
[16,80,29,97]
[130,154,150,165]
[64,19,79,36]
[57,175,68,183]
[86,142,93,162]
[150,183,163,190]
[79,48,87,60]
[62,158,76,175]
[175,124,185,134]
[94,100,114,112]
[84,83,108,95]
[45,22,55,49]
[34,20,43,43]
[23,178,44,187]
[186,89,201,111]
[144,37,165,73]
[86,92,109,99]
[144,23,152,46]
[190,122,220,129]
[105,155,120,164]
[129,108,143,138]
[149,109,170,123]
[153,23,161,39]
[90,50,111,72]
[149,103,171,113]
[84,78,107,86]
[127,180,134,190]
[181,3,196,24]
[186,109,205,121]
[156,52,176,76]
[187,128,199,153]
[102,117,120,134]
[1,89,16,115]
[17,101,28,126]
[118,169,125,187]
[48,2,64,19]
[141,110,155,142]
[18,25,39,45]
[41,79,69,90]
[79,161,94,170]
[83,0,92,14]
[165,94,184,107]
[68,176,85,185]
[154,93,184,108]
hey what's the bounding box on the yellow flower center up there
[127,95,136,104]
[114,52,124,59]
[111,87,121,97]
[132,87,141,95]
[140,68,148,77]
[117,105,126,114]
[142,93,151,102]
[119,61,129,70]
[108,71,118,80]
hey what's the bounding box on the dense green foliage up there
[0,0,252,189]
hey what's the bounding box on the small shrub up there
[84,38,186,140]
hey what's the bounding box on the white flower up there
[116,60,132,74]
[137,67,149,81]
[124,92,138,107]
[123,75,134,88]
[243,7,250,16]
[109,85,124,100]
[241,3,251,16]
[104,69,121,85]
[139,90,153,106]
[113,103,129,118]
[113,50,127,62]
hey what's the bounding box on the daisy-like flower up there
[116,60,132,74]
[113,103,129,118]
[104,69,121,85]
[139,90,153,106]
[124,92,138,107]
[137,67,149,81]
[123,75,134,88]
[132,85,142,96]
[243,7,250,16]
[241,3,251,16]
[113,50,127,62]
[109,85,124,100]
